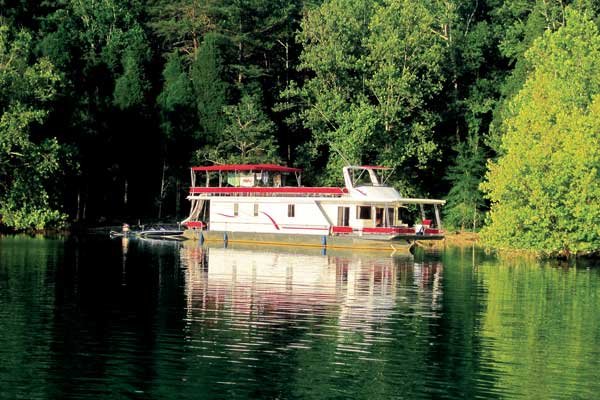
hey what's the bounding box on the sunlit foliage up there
[0,24,67,229]
[481,8,600,255]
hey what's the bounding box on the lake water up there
[0,235,599,399]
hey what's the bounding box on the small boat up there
[181,164,445,251]
[109,230,129,237]
[138,228,186,240]
[109,226,185,240]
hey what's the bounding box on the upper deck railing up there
[188,186,348,197]
[190,163,303,188]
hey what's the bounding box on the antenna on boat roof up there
[329,143,352,167]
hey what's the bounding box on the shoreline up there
[416,231,480,250]
[2,228,597,260]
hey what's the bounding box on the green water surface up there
[0,235,598,399]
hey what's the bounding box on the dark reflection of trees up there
[48,236,188,399]
[0,236,62,399]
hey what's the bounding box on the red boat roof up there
[191,164,302,173]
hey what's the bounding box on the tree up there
[113,26,151,109]
[486,0,578,152]
[444,134,486,231]
[156,52,196,219]
[148,0,218,58]
[0,24,67,229]
[37,0,154,220]
[191,33,228,140]
[480,8,600,256]
[288,0,446,187]
[198,94,279,164]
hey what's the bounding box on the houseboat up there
[181,164,445,251]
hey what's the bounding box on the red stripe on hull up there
[260,211,280,230]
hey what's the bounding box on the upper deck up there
[189,163,350,198]
[187,164,445,205]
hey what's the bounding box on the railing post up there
[434,204,442,230]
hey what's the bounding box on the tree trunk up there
[82,185,87,221]
[238,19,243,84]
[158,160,167,219]
[75,189,81,222]
[124,179,128,206]
[175,177,180,218]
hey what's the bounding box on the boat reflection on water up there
[179,242,444,337]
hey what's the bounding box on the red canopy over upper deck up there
[191,164,302,173]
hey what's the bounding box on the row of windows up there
[356,206,404,220]
[232,204,295,218]
[231,204,400,222]
[339,206,398,227]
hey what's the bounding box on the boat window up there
[254,204,259,216]
[386,208,394,227]
[397,207,407,224]
[234,203,239,216]
[356,206,372,220]
[337,207,350,226]
[397,206,416,226]
[288,204,295,218]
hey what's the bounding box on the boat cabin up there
[182,164,444,240]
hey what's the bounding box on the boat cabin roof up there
[192,164,301,173]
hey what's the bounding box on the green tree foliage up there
[149,0,302,93]
[148,0,215,57]
[444,134,486,231]
[480,8,600,255]
[486,0,593,151]
[113,26,151,109]
[289,0,445,186]
[198,94,279,164]
[0,24,67,229]
[36,0,153,219]
[158,52,194,134]
[157,52,195,139]
[191,33,228,139]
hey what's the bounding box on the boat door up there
[337,206,350,226]
[375,207,394,227]
[386,207,394,227]
[375,207,384,227]
[202,200,210,224]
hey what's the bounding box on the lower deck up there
[184,196,444,240]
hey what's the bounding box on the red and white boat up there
[182,164,445,251]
